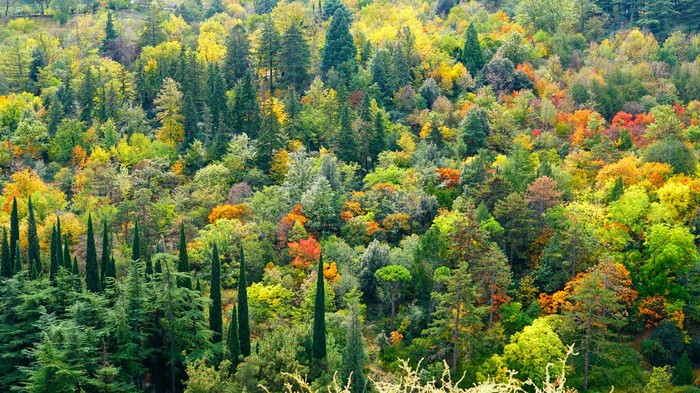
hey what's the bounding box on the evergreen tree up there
[336,101,358,163]
[368,110,385,167]
[257,98,286,171]
[107,255,116,281]
[138,1,166,48]
[85,214,100,292]
[177,222,192,289]
[78,66,96,125]
[206,63,227,137]
[312,253,327,359]
[258,16,281,94]
[223,24,252,87]
[62,236,71,270]
[238,243,251,356]
[56,217,63,269]
[321,9,358,81]
[49,226,58,282]
[673,351,694,385]
[322,0,346,20]
[637,0,679,39]
[209,243,222,343]
[132,221,141,262]
[101,220,110,287]
[27,197,40,279]
[460,106,490,157]
[230,72,260,140]
[461,23,485,77]
[1,228,11,278]
[370,49,392,105]
[206,0,225,17]
[280,22,311,93]
[341,296,367,393]
[9,198,18,272]
[227,304,240,371]
[609,176,624,202]
[390,27,416,90]
[13,244,21,275]
[101,11,119,54]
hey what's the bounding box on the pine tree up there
[321,9,358,81]
[341,296,367,393]
[101,220,110,287]
[257,98,286,172]
[336,101,358,163]
[230,72,260,140]
[27,197,40,279]
[673,351,694,385]
[238,243,251,356]
[227,304,240,371]
[460,106,490,157]
[138,1,166,48]
[209,243,223,343]
[280,22,311,93]
[9,198,18,272]
[390,27,416,90]
[205,0,225,17]
[206,63,227,137]
[370,49,392,105]
[85,214,100,292]
[1,228,11,278]
[132,221,141,262]
[78,66,96,125]
[258,16,281,94]
[368,111,385,167]
[312,253,327,359]
[461,24,485,77]
[223,24,251,87]
[177,222,192,289]
[101,11,119,54]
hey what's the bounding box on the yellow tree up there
[154,78,184,145]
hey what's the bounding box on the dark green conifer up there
[280,22,311,93]
[132,221,141,262]
[258,16,281,94]
[1,228,11,278]
[227,304,240,371]
[609,176,624,202]
[238,243,251,356]
[27,197,40,278]
[101,11,119,54]
[341,296,367,392]
[49,226,58,283]
[230,72,260,140]
[56,216,63,268]
[13,243,21,275]
[312,253,327,359]
[85,214,100,292]
[101,220,110,287]
[321,9,358,81]
[223,24,251,87]
[9,198,18,272]
[673,351,694,385]
[107,255,116,281]
[209,243,223,343]
[78,66,96,124]
[461,24,485,77]
[63,236,71,269]
[177,223,192,289]
[336,102,358,164]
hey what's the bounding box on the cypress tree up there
[321,9,357,81]
[280,22,311,93]
[27,197,40,278]
[107,255,116,280]
[312,253,327,359]
[132,221,141,262]
[101,220,110,287]
[85,214,100,292]
[209,243,223,343]
[1,228,11,278]
[62,236,71,269]
[49,226,58,282]
[342,298,367,392]
[145,257,153,277]
[13,244,21,275]
[177,222,192,289]
[56,216,63,268]
[9,198,18,272]
[238,243,251,356]
[461,24,485,77]
[227,304,241,371]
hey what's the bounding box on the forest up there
[2,0,700,391]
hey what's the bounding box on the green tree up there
[321,9,357,81]
[49,226,58,283]
[139,1,166,48]
[238,243,251,357]
[374,265,411,327]
[280,22,311,93]
[312,254,327,359]
[256,98,286,172]
[132,221,141,262]
[1,228,10,278]
[341,294,367,393]
[223,25,252,88]
[177,222,192,289]
[85,213,100,292]
[673,351,694,386]
[227,305,240,371]
[101,11,119,54]
[209,243,222,343]
[258,16,281,93]
[27,197,40,279]
[78,66,96,125]
[100,220,110,288]
[154,77,185,145]
[336,101,358,163]
[461,24,485,76]
[10,198,18,273]
[230,72,260,140]
[641,224,699,301]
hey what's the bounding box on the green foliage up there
[209,243,222,343]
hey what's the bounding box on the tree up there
[1,228,10,278]
[209,243,222,343]
[85,213,100,292]
[27,197,40,279]
[62,237,71,270]
[139,1,166,48]
[312,253,327,360]
[642,224,699,301]
[49,226,58,282]
[643,136,698,175]
[321,9,357,81]
[637,0,678,39]
[10,198,19,272]
[100,221,110,288]
[230,72,260,140]
[258,16,281,93]
[223,25,252,88]
[494,192,535,269]
[177,223,192,289]
[336,101,358,163]
[374,265,411,327]
[228,305,240,371]
[472,243,512,328]
[459,106,490,157]
[673,351,694,386]
[101,11,119,54]
[500,318,566,386]
[257,98,286,172]
[154,78,185,145]
[238,243,251,356]
[132,221,141,262]
[341,295,367,393]
[359,240,390,304]
[78,66,96,125]
[280,22,311,93]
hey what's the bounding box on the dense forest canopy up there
[2,0,700,391]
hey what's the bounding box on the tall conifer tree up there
[312,253,327,359]
[49,226,58,282]
[27,197,40,278]
[321,9,357,81]
[9,198,19,269]
[132,221,141,262]
[178,223,192,289]
[461,24,485,77]
[101,220,110,287]
[85,214,100,292]
[209,243,222,343]
[238,243,251,356]
[1,228,11,278]
[280,22,310,92]
[227,304,240,371]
